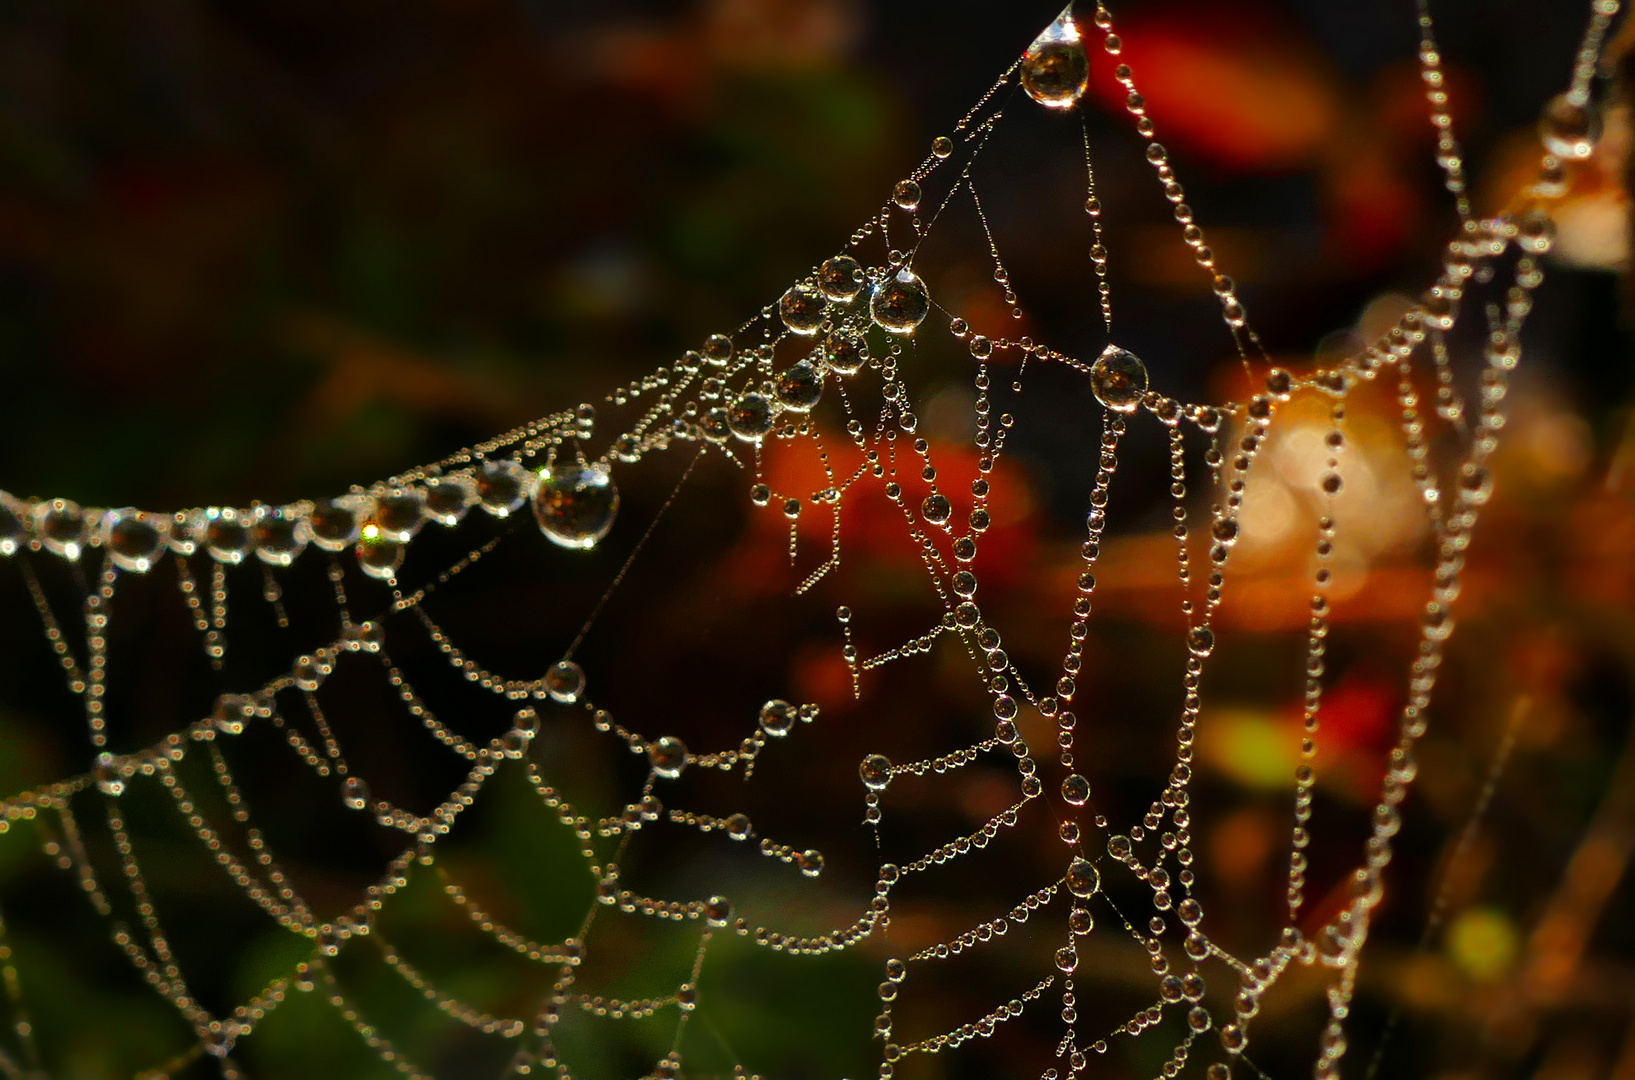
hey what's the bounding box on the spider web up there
[0,1,1624,1078]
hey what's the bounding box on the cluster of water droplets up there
[0,0,1622,1077]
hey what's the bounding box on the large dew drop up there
[1021,6,1090,110]
[1090,345,1149,413]
[102,509,169,573]
[775,359,824,412]
[779,283,828,336]
[533,463,619,550]
[870,268,930,334]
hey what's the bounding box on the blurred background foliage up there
[1,1,1634,1078]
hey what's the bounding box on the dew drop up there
[1458,464,1492,505]
[892,180,922,212]
[817,255,865,303]
[476,459,534,517]
[253,507,308,567]
[760,699,798,737]
[704,896,732,926]
[0,492,28,557]
[650,736,689,779]
[355,528,404,580]
[94,752,125,797]
[932,136,954,158]
[702,334,734,365]
[775,359,825,412]
[1090,345,1149,413]
[824,331,869,375]
[797,849,824,877]
[1066,857,1100,897]
[860,753,893,790]
[779,283,828,336]
[342,776,371,811]
[309,497,367,552]
[424,476,475,526]
[545,660,586,704]
[1186,625,1215,657]
[870,268,931,335]
[725,812,752,840]
[727,392,777,442]
[1061,773,1090,805]
[1539,93,1599,160]
[533,463,619,550]
[921,494,952,526]
[373,489,426,542]
[1055,946,1079,973]
[103,509,169,573]
[294,655,325,692]
[1021,6,1090,110]
[203,508,256,565]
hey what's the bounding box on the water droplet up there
[892,179,921,211]
[102,509,169,573]
[932,135,954,158]
[1539,93,1599,160]
[1186,625,1215,657]
[816,255,866,303]
[1516,209,1556,255]
[343,620,385,653]
[1066,857,1100,897]
[702,333,734,365]
[424,476,475,525]
[870,268,931,335]
[704,895,732,926]
[545,660,586,703]
[0,492,28,557]
[342,776,371,811]
[94,752,125,796]
[1320,473,1343,495]
[1090,345,1148,413]
[1055,945,1079,972]
[1061,773,1090,805]
[476,460,534,517]
[1108,834,1133,860]
[31,498,85,560]
[779,283,828,336]
[373,489,426,542]
[254,506,308,567]
[1177,898,1203,926]
[824,331,869,375]
[202,508,255,565]
[294,654,327,692]
[797,849,824,877]
[860,753,892,790]
[921,494,952,525]
[1021,6,1090,110]
[776,359,824,412]
[1069,906,1094,934]
[309,497,368,552]
[759,699,797,737]
[727,392,777,441]
[1458,464,1492,505]
[533,463,619,550]
[725,812,752,840]
[650,736,688,779]
[355,528,404,580]
[1265,369,1293,400]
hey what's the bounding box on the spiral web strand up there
[0,1,1623,1078]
